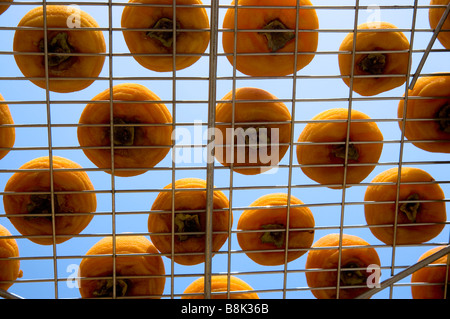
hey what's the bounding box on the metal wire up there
[0,0,449,300]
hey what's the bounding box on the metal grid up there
[0,0,449,300]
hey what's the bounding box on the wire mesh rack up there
[0,0,449,300]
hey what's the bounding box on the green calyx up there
[358,53,386,75]
[261,19,295,52]
[146,17,180,48]
[93,278,129,298]
[112,118,135,147]
[38,32,73,68]
[399,193,420,223]
[331,143,359,161]
[340,262,366,286]
[260,223,286,248]
[26,194,59,221]
[437,103,450,134]
[174,213,202,241]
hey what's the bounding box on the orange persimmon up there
[364,167,447,245]
[0,224,23,291]
[296,108,384,189]
[121,0,210,72]
[0,0,12,15]
[222,0,319,77]
[215,87,292,175]
[0,93,15,161]
[3,156,97,245]
[148,178,231,266]
[237,193,315,266]
[398,74,450,153]
[13,5,106,93]
[411,246,450,299]
[182,275,259,299]
[305,233,381,299]
[429,0,450,49]
[78,235,165,298]
[77,83,173,177]
[338,22,410,96]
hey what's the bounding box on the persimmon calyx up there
[147,17,180,48]
[38,32,73,68]
[26,194,60,221]
[331,143,359,161]
[399,193,420,223]
[437,103,450,134]
[340,262,366,286]
[358,53,386,75]
[112,118,135,146]
[260,223,285,248]
[93,278,129,297]
[261,19,295,52]
[174,213,202,241]
[235,126,271,150]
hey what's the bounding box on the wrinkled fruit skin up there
[429,0,450,50]
[0,93,15,161]
[0,224,23,291]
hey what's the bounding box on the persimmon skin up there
[182,275,259,299]
[0,224,23,291]
[78,235,165,299]
[296,108,384,189]
[148,178,231,266]
[398,74,450,153]
[305,233,381,299]
[237,193,315,266]
[0,0,12,15]
[338,22,410,96]
[13,5,106,93]
[215,87,292,175]
[364,167,446,245]
[429,0,450,49]
[121,0,210,72]
[3,156,97,245]
[77,83,173,177]
[411,246,450,299]
[222,0,319,77]
[0,93,15,161]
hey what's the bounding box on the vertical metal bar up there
[204,0,220,299]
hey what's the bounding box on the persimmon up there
[13,5,106,93]
[296,108,384,189]
[222,0,319,77]
[338,22,410,96]
[364,167,446,245]
[121,0,210,72]
[0,0,12,15]
[0,224,23,291]
[78,235,165,298]
[398,74,450,153]
[77,83,173,177]
[237,193,315,266]
[148,178,231,266]
[0,93,15,161]
[429,0,450,49]
[3,156,97,245]
[215,87,292,175]
[182,275,259,299]
[305,233,381,299]
[411,246,450,299]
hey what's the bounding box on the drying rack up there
[0,0,449,299]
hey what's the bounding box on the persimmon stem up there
[93,278,129,297]
[38,32,73,68]
[26,194,59,221]
[235,126,271,150]
[331,143,359,161]
[340,262,366,286]
[261,19,295,52]
[260,223,285,248]
[147,17,180,48]
[399,193,420,223]
[174,213,202,241]
[112,118,135,147]
[437,103,450,134]
[358,53,386,75]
